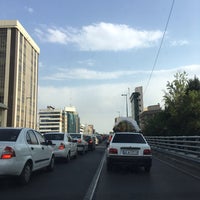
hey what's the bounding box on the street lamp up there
[121,94,128,117]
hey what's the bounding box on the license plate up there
[122,149,138,155]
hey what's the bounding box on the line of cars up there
[0,127,96,185]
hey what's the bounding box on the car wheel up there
[19,162,32,185]
[65,152,70,163]
[73,149,78,159]
[47,155,55,171]
[81,147,85,155]
[144,166,151,173]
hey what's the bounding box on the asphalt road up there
[0,142,200,200]
[94,156,200,200]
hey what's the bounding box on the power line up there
[144,0,175,94]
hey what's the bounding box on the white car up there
[69,133,88,154]
[106,132,152,172]
[44,132,78,161]
[0,127,55,184]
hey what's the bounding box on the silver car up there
[69,133,88,154]
[0,127,55,184]
[44,132,78,161]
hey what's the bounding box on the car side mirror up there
[46,140,53,145]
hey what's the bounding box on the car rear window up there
[44,134,64,140]
[112,134,146,144]
[70,134,81,139]
[84,136,91,141]
[0,129,21,141]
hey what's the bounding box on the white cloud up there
[77,59,95,67]
[170,39,189,46]
[25,7,34,13]
[41,64,200,82]
[35,28,69,44]
[41,68,140,81]
[35,22,163,51]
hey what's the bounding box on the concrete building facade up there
[39,106,63,134]
[0,20,40,128]
[39,106,80,134]
[130,86,144,125]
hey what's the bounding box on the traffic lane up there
[94,157,200,200]
[0,147,105,200]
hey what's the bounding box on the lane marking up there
[83,151,106,200]
[154,156,200,180]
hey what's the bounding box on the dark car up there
[83,134,96,151]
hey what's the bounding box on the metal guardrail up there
[145,136,200,163]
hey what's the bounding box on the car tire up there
[47,155,55,171]
[144,166,151,173]
[65,152,70,163]
[74,149,78,159]
[19,162,32,185]
[81,147,85,155]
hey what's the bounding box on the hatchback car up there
[69,133,88,154]
[106,132,152,172]
[0,127,54,184]
[44,132,77,161]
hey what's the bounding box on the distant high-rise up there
[130,86,143,125]
[39,106,63,134]
[0,20,40,128]
[38,106,80,134]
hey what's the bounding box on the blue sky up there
[1,0,200,133]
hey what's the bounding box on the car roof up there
[0,127,23,130]
[44,132,65,134]
[114,132,141,135]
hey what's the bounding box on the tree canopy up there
[143,71,200,136]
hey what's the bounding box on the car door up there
[34,131,52,167]
[26,130,49,170]
[26,130,43,170]
[67,135,76,156]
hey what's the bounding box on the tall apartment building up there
[0,20,40,128]
[130,86,144,125]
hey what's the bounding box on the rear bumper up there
[77,144,86,152]
[0,159,24,176]
[107,155,152,167]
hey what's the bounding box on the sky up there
[1,0,200,133]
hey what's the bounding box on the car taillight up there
[109,148,118,154]
[89,140,93,144]
[58,143,65,150]
[143,149,152,155]
[77,139,82,143]
[1,146,16,159]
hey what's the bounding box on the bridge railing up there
[145,136,200,163]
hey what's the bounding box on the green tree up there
[186,76,200,93]
[143,71,200,136]
[162,71,188,135]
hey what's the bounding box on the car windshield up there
[70,134,81,139]
[0,129,21,142]
[112,134,146,144]
[44,134,64,140]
